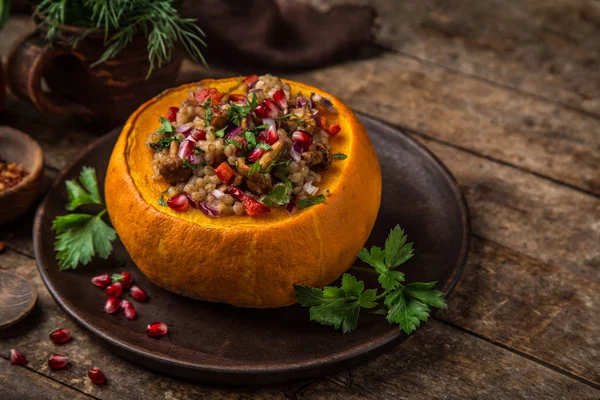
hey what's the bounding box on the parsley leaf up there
[295,274,377,333]
[298,194,326,209]
[248,161,261,176]
[256,143,272,150]
[242,131,257,151]
[205,106,213,125]
[53,210,117,271]
[333,153,348,160]
[295,224,446,334]
[214,125,228,138]
[225,139,243,149]
[262,184,290,207]
[182,159,201,170]
[65,167,103,210]
[157,117,174,133]
[158,195,167,206]
[227,93,258,126]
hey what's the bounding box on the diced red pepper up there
[215,162,235,184]
[166,107,179,122]
[243,197,271,216]
[229,94,246,103]
[234,137,246,153]
[243,75,259,86]
[328,124,341,136]
[194,88,222,105]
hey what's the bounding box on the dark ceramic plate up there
[34,114,470,386]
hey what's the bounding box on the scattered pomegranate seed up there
[130,285,148,302]
[121,300,136,320]
[147,322,168,337]
[91,274,111,289]
[167,194,188,211]
[248,148,264,163]
[328,124,341,136]
[104,297,121,314]
[88,367,106,385]
[292,130,313,149]
[112,272,132,289]
[166,107,179,122]
[49,328,71,344]
[266,126,279,145]
[48,354,69,370]
[254,100,280,118]
[105,282,122,297]
[9,349,27,366]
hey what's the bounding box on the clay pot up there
[6,24,183,126]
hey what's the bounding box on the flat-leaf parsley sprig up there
[295,225,446,334]
[52,167,117,271]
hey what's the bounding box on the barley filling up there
[147,74,346,217]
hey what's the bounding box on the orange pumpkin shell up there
[105,78,381,308]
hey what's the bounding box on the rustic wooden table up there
[1,0,599,398]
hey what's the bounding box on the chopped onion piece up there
[310,93,337,113]
[285,202,297,215]
[226,126,243,139]
[176,124,192,134]
[178,140,195,159]
[199,202,220,217]
[303,181,319,196]
[211,189,225,200]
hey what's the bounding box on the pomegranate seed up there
[328,124,341,136]
[266,126,279,145]
[254,100,280,118]
[166,107,179,122]
[272,89,287,111]
[9,349,27,366]
[105,282,122,297]
[112,272,132,289]
[292,130,313,149]
[167,194,188,211]
[49,328,71,344]
[121,300,136,320]
[147,322,168,337]
[89,367,106,385]
[248,148,264,163]
[104,297,121,314]
[48,354,69,370]
[91,274,111,289]
[130,285,148,302]
[229,187,247,202]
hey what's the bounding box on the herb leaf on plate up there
[65,167,103,210]
[295,225,446,334]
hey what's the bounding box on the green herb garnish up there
[205,106,213,125]
[225,139,243,149]
[298,194,326,209]
[226,93,258,126]
[295,226,446,334]
[262,185,291,207]
[158,195,167,207]
[256,143,272,151]
[248,161,261,176]
[242,131,258,150]
[182,159,201,170]
[333,153,348,160]
[52,167,117,271]
[214,125,228,138]
[193,147,205,154]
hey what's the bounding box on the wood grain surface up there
[1,1,599,397]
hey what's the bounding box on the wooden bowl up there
[0,127,44,225]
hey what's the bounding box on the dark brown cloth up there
[182,0,376,70]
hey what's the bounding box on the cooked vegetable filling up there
[148,74,345,217]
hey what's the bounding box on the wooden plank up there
[308,0,600,116]
[299,322,599,400]
[439,237,600,385]
[1,249,598,399]
[287,52,600,195]
[413,135,600,281]
[0,358,93,400]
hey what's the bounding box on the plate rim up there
[33,112,470,378]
